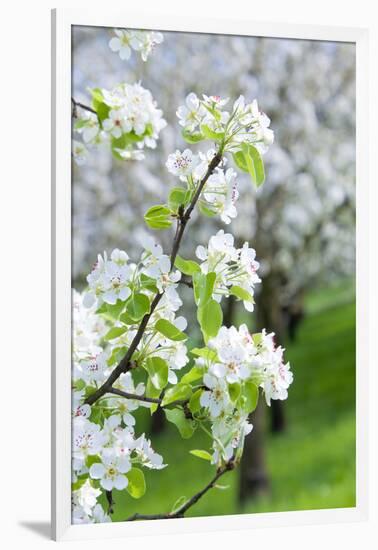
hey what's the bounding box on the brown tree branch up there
[71,97,98,118]
[108,387,162,404]
[125,459,235,521]
[85,151,222,407]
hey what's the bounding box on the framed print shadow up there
[51,8,369,542]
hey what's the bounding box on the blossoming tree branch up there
[71,29,293,524]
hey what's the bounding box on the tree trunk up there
[150,406,166,435]
[239,396,269,504]
[255,273,287,434]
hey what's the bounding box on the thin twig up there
[71,97,98,118]
[125,460,235,521]
[108,387,193,413]
[109,387,161,404]
[179,275,193,288]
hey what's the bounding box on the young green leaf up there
[189,449,212,461]
[188,388,204,413]
[164,408,196,439]
[200,124,224,142]
[198,202,217,218]
[139,273,159,293]
[232,150,249,173]
[97,300,125,321]
[174,255,201,276]
[241,143,265,187]
[181,129,204,143]
[242,381,259,413]
[144,205,172,230]
[126,293,150,321]
[155,319,187,341]
[168,187,189,211]
[190,347,218,362]
[161,384,192,407]
[180,365,205,384]
[119,311,137,325]
[145,357,168,390]
[108,346,128,367]
[170,495,187,514]
[104,326,128,341]
[197,299,223,342]
[126,468,146,499]
[230,285,254,303]
[193,271,216,307]
[252,332,263,346]
[229,382,241,403]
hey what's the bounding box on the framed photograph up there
[51,8,369,542]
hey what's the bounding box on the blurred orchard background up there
[72,26,356,517]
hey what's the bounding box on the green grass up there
[108,281,356,520]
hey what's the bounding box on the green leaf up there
[197,299,223,343]
[190,347,218,362]
[252,332,262,346]
[74,119,88,130]
[230,285,254,303]
[97,300,125,321]
[189,449,212,461]
[170,495,187,514]
[174,255,201,276]
[119,311,136,325]
[180,365,205,384]
[89,87,104,103]
[214,484,230,490]
[165,408,196,439]
[85,455,102,468]
[144,205,172,230]
[161,384,192,407]
[232,150,248,173]
[155,319,187,341]
[126,468,146,499]
[104,326,127,341]
[139,273,159,293]
[181,129,204,143]
[89,88,110,123]
[242,381,259,413]
[198,201,217,218]
[168,187,189,211]
[200,124,224,141]
[74,379,86,391]
[72,477,88,491]
[229,382,241,403]
[241,143,265,187]
[107,346,128,367]
[145,357,168,390]
[126,293,150,321]
[188,388,203,413]
[193,271,216,307]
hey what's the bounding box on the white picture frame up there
[51,8,369,541]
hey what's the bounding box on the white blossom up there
[109,29,163,62]
[89,448,131,491]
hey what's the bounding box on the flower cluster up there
[177,93,274,154]
[166,148,239,224]
[196,230,261,311]
[72,414,165,524]
[78,239,188,382]
[109,29,164,62]
[73,83,166,164]
[197,324,293,465]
